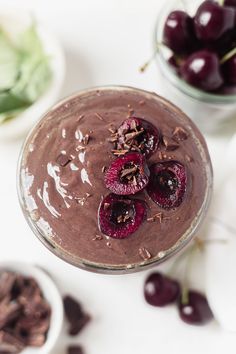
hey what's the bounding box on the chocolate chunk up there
[68,345,84,354]
[162,136,179,151]
[56,154,72,167]
[26,333,45,347]
[0,330,25,353]
[172,127,188,141]
[63,296,90,336]
[0,272,16,301]
[0,297,22,330]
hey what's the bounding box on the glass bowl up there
[154,0,236,133]
[17,86,213,274]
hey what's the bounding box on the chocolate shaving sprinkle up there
[147,212,163,223]
[92,234,103,241]
[162,136,179,151]
[120,165,138,179]
[139,247,152,261]
[102,166,107,173]
[108,136,118,143]
[172,126,188,141]
[76,193,91,206]
[125,129,144,142]
[108,127,117,134]
[83,134,90,145]
[95,112,104,121]
[77,114,84,123]
[112,149,129,156]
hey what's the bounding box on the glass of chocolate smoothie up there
[17,86,213,274]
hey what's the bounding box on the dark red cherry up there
[180,50,223,91]
[178,290,214,325]
[224,0,236,7]
[116,117,160,158]
[222,54,236,84]
[194,0,235,42]
[98,193,146,239]
[217,84,236,94]
[146,161,187,210]
[105,152,150,195]
[144,272,180,307]
[163,11,196,55]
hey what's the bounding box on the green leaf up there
[11,24,52,103]
[0,91,29,113]
[0,107,27,124]
[0,28,20,91]
[18,23,44,56]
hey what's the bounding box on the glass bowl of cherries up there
[154,0,236,132]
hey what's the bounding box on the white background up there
[0,0,235,353]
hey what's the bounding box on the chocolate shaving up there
[125,129,144,142]
[68,345,84,354]
[77,115,84,123]
[102,166,107,173]
[120,166,138,179]
[0,272,16,301]
[95,113,104,121]
[112,149,128,156]
[172,127,188,141]
[76,193,91,206]
[92,234,103,241]
[147,212,163,223]
[162,136,179,151]
[139,248,152,261]
[63,296,90,336]
[108,136,118,143]
[83,134,90,145]
[108,127,117,134]
[0,297,22,330]
[0,330,24,353]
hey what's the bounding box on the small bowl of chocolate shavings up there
[0,262,63,354]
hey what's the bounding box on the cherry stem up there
[139,43,162,73]
[220,47,236,64]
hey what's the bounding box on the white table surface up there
[0,0,236,353]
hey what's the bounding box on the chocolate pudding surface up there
[19,87,212,270]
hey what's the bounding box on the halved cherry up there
[98,193,147,239]
[104,152,150,195]
[116,117,160,158]
[146,161,187,209]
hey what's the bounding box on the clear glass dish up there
[17,86,213,274]
[154,0,236,133]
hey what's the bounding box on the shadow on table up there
[60,46,94,98]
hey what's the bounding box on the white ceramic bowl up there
[0,7,65,141]
[0,261,64,354]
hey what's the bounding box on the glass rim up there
[154,0,236,105]
[17,85,213,274]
